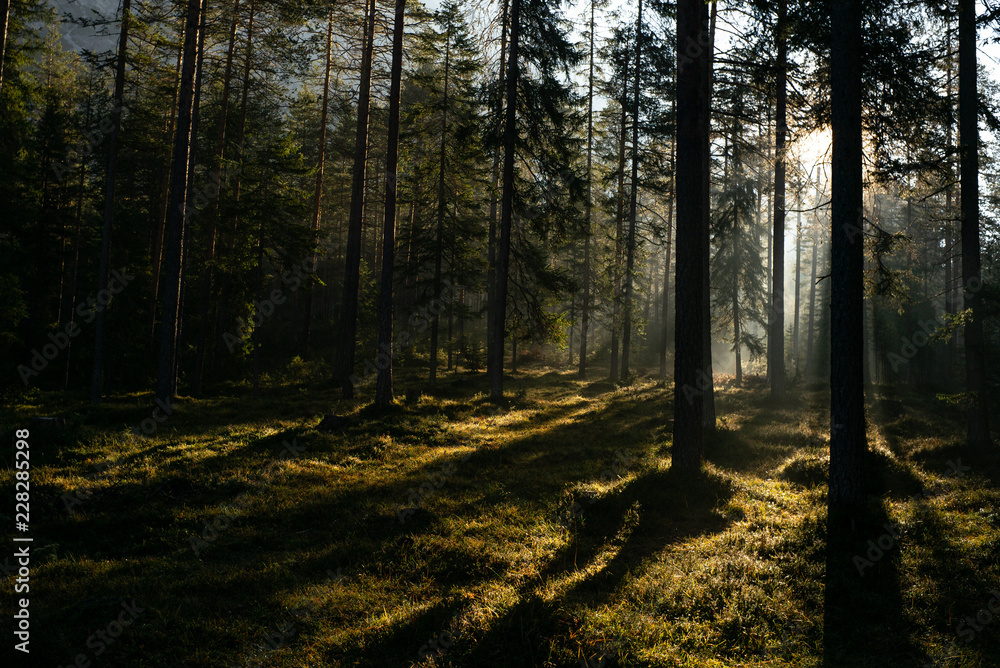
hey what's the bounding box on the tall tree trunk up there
[944,24,958,381]
[828,0,867,520]
[490,0,521,401]
[958,0,993,447]
[806,216,818,376]
[301,9,334,360]
[659,196,673,380]
[701,0,718,433]
[659,120,676,380]
[447,243,455,370]
[793,200,802,373]
[578,0,595,379]
[192,0,241,393]
[251,227,263,400]
[212,0,255,379]
[769,0,787,396]
[610,68,627,383]
[567,296,575,366]
[375,0,406,408]
[337,0,377,399]
[90,0,131,403]
[672,0,711,473]
[155,0,203,404]
[63,92,92,388]
[487,0,509,376]
[173,0,208,392]
[431,30,451,384]
[733,269,741,387]
[621,0,642,381]
[149,44,184,348]
[0,0,9,95]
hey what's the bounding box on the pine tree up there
[958,0,993,447]
[375,0,407,408]
[156,0,204,404]
[672,0,712,473]
[90,0,130,403]
[828,0,866,522]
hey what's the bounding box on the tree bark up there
[769,0,787,396]
[578,0,595,379]
[621,0,642,381]
[659,118,676,381]
[149,44,184,349]
[490,0,521,401]
[155,0,204,404]
[672,0,711,473]
[700,0,717,433]
[0,0,10,95]
[793,200,802,373]
[828,0,867,520]
[337,0,378,399]
[212,0,255,380]
[90,0,131,403]
[487,0,509,379]
[430,26,451,384]
[610,65,627,383]
[302,8,335,361]
[958,0,993,447]
[806,215,818,376]
[174,0,208,392]
[375,0,406,408]
[192,0,241,393]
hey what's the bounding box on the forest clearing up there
[3,0,1000,665]
[5,367,1000,666]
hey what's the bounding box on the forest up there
[2,0,1000,665]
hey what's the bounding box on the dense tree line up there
[1,1,998,505]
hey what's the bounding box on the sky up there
[44,0,997,161]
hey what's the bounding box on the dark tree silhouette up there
[336,0,377,399]
[672,0,711,473]
[375,0,406,408]
[828,0,867,520]
[958,0,993,448]
[91,0,131,403]
[155,0,203,405]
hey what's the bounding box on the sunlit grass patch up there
[4,367,998,666]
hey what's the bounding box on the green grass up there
[3,368,999,666]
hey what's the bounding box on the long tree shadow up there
[454,467,736,666]
[823,498,923,667]
[904,493,1000,665]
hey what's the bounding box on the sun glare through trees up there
[2,0,1000,666]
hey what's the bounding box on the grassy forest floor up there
[4,366,1000,667]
